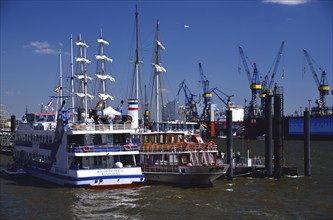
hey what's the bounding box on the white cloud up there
[24,41,58,55]
[5,91,17,95]
[262,0,310,5]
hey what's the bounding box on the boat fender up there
[83,146,90,152]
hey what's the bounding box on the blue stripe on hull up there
[25,167,144,186]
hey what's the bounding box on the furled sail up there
[152,63,166,73]
[76,42,89,48]
[95,74,115,82]
[74,75,93,80]
[97,38,109,45]
[98,93,114,101]
[75,93,94,99]
[156,40,165,50]
[75,57,91,64]
[95,55,113,63]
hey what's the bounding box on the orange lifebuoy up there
[83,146,90,152]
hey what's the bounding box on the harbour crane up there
[198,62,213,121]
[238,46,262,118]
[177,80,198,120]
[260,41,285,99]
[303,49,330,115]
[210,87,234,107]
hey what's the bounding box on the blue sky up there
[1,0,332,118]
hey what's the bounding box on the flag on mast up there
[95,100,104,108]
[47,99,53,107]
[54,85,61,93]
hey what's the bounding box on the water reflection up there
[70,187,148,219]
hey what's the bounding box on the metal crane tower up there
[303,49,330,115]
[261,41,285,99]
[238,46,262,118]
[198,62,213,121]
[177,80,198,121]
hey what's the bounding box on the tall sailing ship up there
[128,7,229,186]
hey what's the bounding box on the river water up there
[1,140,332,219]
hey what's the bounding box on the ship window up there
[131,134,141,144]
[160,134,165,143]
[67,135,84,145]
[113,134,127,144]
[176,135,181,143]
[47,115,55,122]
[37,116,46,122]
[168,135,174,143]
[144,135,150,144]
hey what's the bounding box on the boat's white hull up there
[142,165,229,186]
[25,167,144,188]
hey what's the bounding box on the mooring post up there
[77,108,82,122]
[265,95,273,177]
[10,115,16,132]
[304,108,311,176]
[226,109,233,179]
[273,94,283,178]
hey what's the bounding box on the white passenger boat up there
[12,33,144,188]
[13,112,144,188]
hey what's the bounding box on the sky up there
[1,0,332,118]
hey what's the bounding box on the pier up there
[0,131,14,154]
[221,86,300,178]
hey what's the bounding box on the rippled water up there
[1,140,332,219]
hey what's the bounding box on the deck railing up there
[68,122,132,131]
[141,164,179,173]
[68,144,139,153]
[139,142,218,153]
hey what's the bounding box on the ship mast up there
[74,34,93,121]
[127,5,141,129]
[151,19,166,125]
[95,29,115,109]
[59,49,63,105]
[54,49,64,121]
[134,5,139,100]
[70,34,75,122]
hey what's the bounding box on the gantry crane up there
[198,62,212,121]
[238,46,262,118]
[260,41,285,100]
[303,49,330,115]
[177,80,198,120]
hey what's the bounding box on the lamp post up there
[308,99,311,113]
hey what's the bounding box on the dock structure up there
[0,131,15,153]
[0,113,16,154]
[227,85,299,178]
